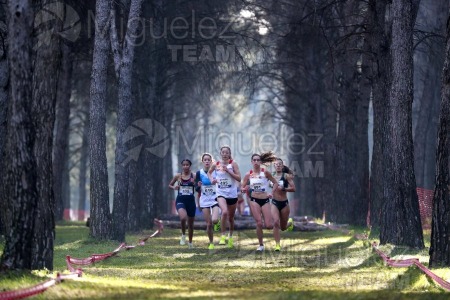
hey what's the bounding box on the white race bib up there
[179,186,193,196]
[201,185,216,196]
[218,178,232,189]
[250,178,265,193]
[253,182,265,192]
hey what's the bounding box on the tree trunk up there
[53,43,73,221]
[89,0,112,239]
[1,0,38,270]
[31,0,64,270]
[326,0,370,226]
[320,88,337,223]
[78,115,89,221]
[333,78,369,226]
[429,8,450,268]
[424,93,441,189]
[62,145,71,219]
[413,0,447,189]
[414,67,435,188]
[146,0,174,220]
[111,0,144,242]
[127,159,140,231]
[367,0,391,237]
[0,2,8,235]
[380,0,424,248]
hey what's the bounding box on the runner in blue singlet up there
[195,153,219,250]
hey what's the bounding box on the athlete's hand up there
[197,181,202,187]
[174,185,180,190]
[212,178,218,184]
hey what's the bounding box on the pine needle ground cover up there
[1,222,449,299]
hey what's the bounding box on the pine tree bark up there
[0,2,8,235]
[1,0,38,270]
[30,0,64,270]
[111,0,144,242]
[413,0,447,190]
[380,0,424,248]
[53,44,73,221]
[332,0,370,226]
[367,0,391,237]
[429,7,450,268]
[78,115,89,221]
[89,0,112,239]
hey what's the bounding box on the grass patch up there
[1,223,449,299]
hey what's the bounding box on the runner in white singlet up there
[241,152,279,252]
[208,145,241,248]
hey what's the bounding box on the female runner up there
[208,145,241,248]
[168,159,196,248]
[195,153,220,250]
[241,152,279,252]
[271,158,296,251]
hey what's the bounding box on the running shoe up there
[287,218,294,231]
[256,245,265,252]
[208,243,215,250]
[188,242,193,249]
[214,220,221,232]
[274,244,281,252]
[219,235,227,245]
[228,236,234,248]
[180,235,186,245]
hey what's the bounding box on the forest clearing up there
[1,1,450,299]
[1,222,449,299]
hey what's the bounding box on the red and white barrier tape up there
[0,272,82,300]
[371,242,450,291]
[139,219,164,244]
[0,219,163,300]
[66,219,163,271]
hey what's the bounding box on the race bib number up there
[252,182,265,193]
[179,186,193,196]
[218,178,232,189]
[201,185,216,196]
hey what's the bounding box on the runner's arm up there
[229,161,241,182]
[285,174,296,192]
[265,170,279,192]
[168,174,180,190]
[207,164,217,184]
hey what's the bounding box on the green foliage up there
[0,223,449,299]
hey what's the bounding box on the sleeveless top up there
[177,173,195,197]
[215,161,238,198]
[249,168,269,194]
[197,168,217,207]
[274,172,289,189]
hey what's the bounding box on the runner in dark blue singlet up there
[169,159,196,248]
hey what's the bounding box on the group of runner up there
[168,145,295,252]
